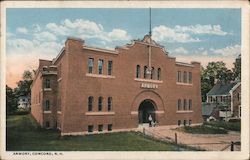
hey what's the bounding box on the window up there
[183,71,187,83]
[108,124,112,131]
[98,59,104,74]
[189,99,192,110]
[108,97,112,111]
[136,65,140,78]
[237,93,240,101]
[88,58,94,73]
[157,68,161,80]
[45,121,50,128]
[178,120,181,126]
[189,120,192,125]
[189,72,192,83]
[183,120,187,126]
[98,97,103,111]
[45,100,50,111]
[88,125,94,133]
[144,66,147,79]
[178,71,181,82]
[45,79,50,88]
[98,124,103,132]
[150,67,154,79]
[108,61,113,75]
[183,99,187,110]
[88,96,93,111]
[177,99,181,110]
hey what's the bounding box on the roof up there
[207,82,238,96]
[202,103,217,116]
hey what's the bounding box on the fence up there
[142,127,240,151]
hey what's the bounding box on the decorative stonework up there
[141,83,158,89]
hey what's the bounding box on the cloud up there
[46,19,131,43]
[16,27,28,34]
[152,24,229,43]
[152,25,201,43]
[171,47,189,55]
[174,24,228,36]
[33,31,57,42]
[213,44,240,57]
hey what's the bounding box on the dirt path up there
[137,125,240,151]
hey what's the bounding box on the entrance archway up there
[138,100,156,124]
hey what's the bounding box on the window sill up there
[57,111,62,114]
[176,82,193,86]
[86,73,115,79]
[44,111,52,114]
[44,88,52,91]
[176,110,193,113]
[85,112,115,116]
[134,78,163,83]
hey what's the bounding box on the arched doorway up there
[138,99,156,124]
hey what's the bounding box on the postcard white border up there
[0,1,249,160]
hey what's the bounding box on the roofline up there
[83,46,118,55]
[52,47,65,64]
[175,62,194,67]
[229,82,241,93]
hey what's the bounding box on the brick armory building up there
[31,35,203,135]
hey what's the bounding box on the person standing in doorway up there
[148,114,153,127]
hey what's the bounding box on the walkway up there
[137,125,240,151]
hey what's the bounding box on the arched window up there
[88,96,93,111]
[144,66,147,79]
[189,99,192,110]
[136,65,140,78]
[183,99,187,110]
[98,97,103,111]
[150,67,154,79]
[108,97,112,111]
[157,68,161,80]
[177,99,181,110]
[183,71,187,83]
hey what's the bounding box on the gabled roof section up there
[207,82,238,96]
[202,103,217,116]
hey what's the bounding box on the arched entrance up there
[138,99,156,124]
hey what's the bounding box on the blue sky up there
[6,8,241,87]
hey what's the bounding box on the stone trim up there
[134,78,163,83]
[176,110,193,113]
[43,111,52,114]
[86,73,115,79]
[176,82,193,86]
[155,110,165,114]
[57,78,62,82]
[83,46,118,55]
[44,88,52,91]
[176,62,194,67]
[131,111,138,115]
[85,112,115,116]
[57,111,62,114]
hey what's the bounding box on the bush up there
[204,121,241,131]
[183,125,228,134]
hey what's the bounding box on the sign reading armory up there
[141,83,158,89]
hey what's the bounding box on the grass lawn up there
[7,114,197,151]
[178,125,228,134]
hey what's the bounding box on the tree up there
[23,70,33,81]
[233,54,241,80]
[6,85,17,115]
[201,61,234,102]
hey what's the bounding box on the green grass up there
[7,114,198,151]
[204,121,241,132]
[179,125,228,134]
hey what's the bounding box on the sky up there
[6,8,241,88]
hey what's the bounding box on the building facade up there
[31,36,203,135]
[206,81,241,119]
